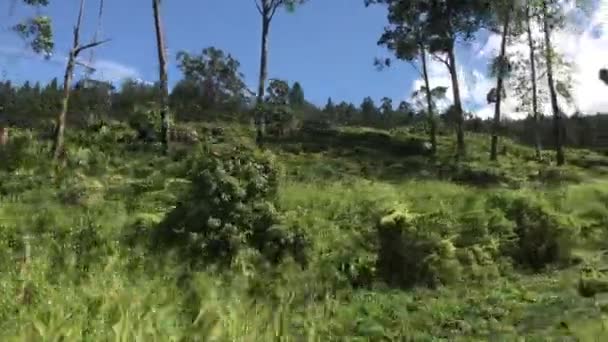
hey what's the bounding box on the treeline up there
[2,73,608,152]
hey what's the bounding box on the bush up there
[153,144,308,269]
[487,192,579,270]
[0,130,49,172]
[376,206,462,288]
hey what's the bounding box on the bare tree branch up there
[254,0,263,15]
[269,0,281,20]
[74,38,111,56]
[431,53,450,68]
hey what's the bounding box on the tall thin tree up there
[253,0,307,145]
[541,0,564,165]
[153,0,170,153]
[526,0,542,160]
[490,0,515,161]
[52,0,109,161]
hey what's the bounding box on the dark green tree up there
[360,96,378,124]
[288,81,305,107]
[176,48,247,110]
[380,96,393,126]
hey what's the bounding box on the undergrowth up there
[1,123,608,340]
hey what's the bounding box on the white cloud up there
[0,44,143,84]
[89,59,141,82]
[408,1,608,119]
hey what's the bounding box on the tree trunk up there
[153,0,170,153]
[256,16,270,145]
[526,2,542,161]
[420,45,437,154]
[490,5,511,161]
[52,53,75,160]
[446,46,465,158]
[52,0,86,161]
[0,127,7,145]
[542,0,565,165]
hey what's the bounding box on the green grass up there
[2,123,608,340]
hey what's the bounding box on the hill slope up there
[2,122,608,340]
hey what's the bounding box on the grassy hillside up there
[2,122,608,340]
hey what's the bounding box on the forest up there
[3,0,608,340]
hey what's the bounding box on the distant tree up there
[288,81,305,107]
[71,79,114,120]
[396,100,415,124]
[253,0,308,144]
[335,101,358,124]
[323,97,335,112]
[263,78,293,136]
[113,78,159,116]
[153,0,170,153]
[360,96,378,124]
[169,79,201,119]
[176,48,247,110]
[266,79,290,105]
[380,96,393,126]
[600,69,608,85]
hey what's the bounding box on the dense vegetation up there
[3,0,608,340]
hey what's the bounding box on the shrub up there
[487,192,579,270]
[153,144,307,269]
[0,130,49,172]
[376,206,462,288]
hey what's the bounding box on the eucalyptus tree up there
[53,0,110,161]
[153,0,170,153]
[487,0,530,161]
[11,0,54,57]
[369,0,493,158]
[367,0,444,154]
[253,0,307,145]
[525,0,543,160]
[537,0,591,165]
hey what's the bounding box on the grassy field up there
[2,121,608,340]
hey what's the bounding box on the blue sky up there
[1,0,606,116]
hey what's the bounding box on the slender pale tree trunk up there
[53,51,76,160]
[153,0,170,153]
[52,0,85,161]
[446,46,465,158]
[542,0,565,165]
[526,2,542,160]
[490,5,512,161]
[256,5,271,145]
[420,45,437,154]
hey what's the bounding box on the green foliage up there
[4,120,608,339]
[12,0,53,58]
[154,144,307,268]
[175,47,247,111]
[377,206,462,288]
[487,191,579,270]
[288,81,305,107]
